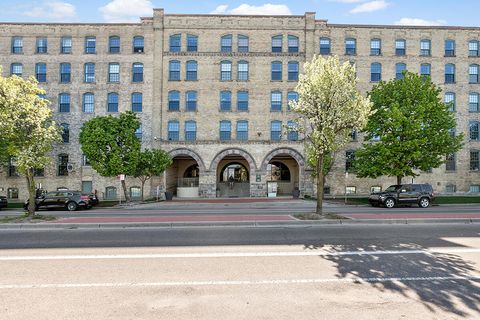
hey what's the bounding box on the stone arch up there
[168,148,206,172]
[209,148,257,172]
[261,147,305,171]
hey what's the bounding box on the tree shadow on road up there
[318,242,480,317]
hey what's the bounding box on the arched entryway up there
[262,148,305,196]
[210,148,256,197]
[166,149,205,198]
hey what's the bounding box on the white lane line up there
[1,248,480,261]
[0,276,479,290]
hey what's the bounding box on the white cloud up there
[350,0,389,14]
[99,0,153,22]
[22,1,76,20]
[210,3,292,15]
[328,0,366,3]
[395,18,447,26]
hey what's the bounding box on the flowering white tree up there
[0,74,61,216]
[290,55,372,215]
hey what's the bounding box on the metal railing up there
[178,177,199,188]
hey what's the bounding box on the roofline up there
[327,22,480,30]
[164,13,306,18]
[0,22,143,26]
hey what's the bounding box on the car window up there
[400,185,412,192]
[385,185,401,192]
[46,192,57,197]
[412,185,422,192]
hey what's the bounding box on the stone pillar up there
[199,171,216,198]
[250,170,267,197]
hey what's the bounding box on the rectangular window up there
[186,61,197,81]
[287,91,298,111]
[470,185,480,193]
[221,62,232,81]
[237,62,248,81]
[271,121,282,141]
[370,39,381,55]
[271,62,282,81]
[170,34,181,52]
[420,39,431,56]
[345,186,356,195]
[320,38,331,55]
[186,91,197,112]
[420,64,431,78]
[221,35,232,53]
[185,121,196,141]
[236,121,248,141]
[288,62,299,81]
[287,121,298,141]
[445,185,456,193]
[371,63,381,82]
[11,63,22,76]
[471,122,479,140]
[108,63,120,82]
[35,63,47,82]
[470,65,479,83]
[169,61,180,80]
[59,94,70,112]
[345,38,356,55]
[131,93,142,112]
[58,154,69,176]
[238,35,249,53]
[85,37,96,54]
[445,64,455,83]
[220,91,231,112]
[345,151,355,172]
[107,93,119,112]
[469,93,479,112]
[395,40,406,56]
[36,37,48,53]
[187,34,198,52]
[220,121,231,141]
[445,93,455,112]
[132,63,143,82]
[83,94,94,113]
[109,36,120,53]
[272,36,282,53]
[445,40,455,56]
[469,41,479,57]
[84,63,95,83]
[371,186,382,193]
[271,92,282,111]
[12,37,23,54]
[133,36,144,53]
[396,63,406,80]
[60,63,71,83]
[470,151,479,171]
[288,36,299,53]
[168,91,180,111]
[237,91,249,111]
[61,36,72,54]
[446,153,456,171]
[168,122,179,141]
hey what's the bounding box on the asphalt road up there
[1,200,479,217]
[0,224,479,319]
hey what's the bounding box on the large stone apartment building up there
[0,9,479,201]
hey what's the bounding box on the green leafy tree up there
[355,71,464,185]
[132,149,172,201]
[290,55,372,215]
[0,74,61,216]
[79,112,141,201]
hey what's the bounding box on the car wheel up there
[66,202,78,211]
[419,197,430,208]
[384,198,396,209]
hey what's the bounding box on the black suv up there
[368,184,435,208]
[0,196,7,210]
[24,191,92,211]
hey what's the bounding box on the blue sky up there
[0,0,479,26]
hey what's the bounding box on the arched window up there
[469,64,479,83]
[268,162,291,181]
[445,39,455,56]
[271,61,282,80]
[169,34,181,52]
[272,35,283,52]
[469,40,479,57]
[237,91,248,111]
[219,120,231,141]
[371,63,381,82]
[131,92,142,112]
[186,61,197,81]
[345,38,356,55]
[168,121,179,141]
[370,38,381,55]
[169,60,180,80]
[445,92,456,112]
[220,91,232,111]
[220,61,232,81]
[395,39,406,56]
[469,92,479,112]
[287,121,298,141]
[35,63,46,82]
[183,164,199,177]
[107,92,119,112]
[186,91,197,112]
[288,61,299,81]
[445,64,455,83]
[320,37,331,55]
[135,124,142,140]
[271,91,282,111]
[10,63,22,76]
[133,36,144,53]
[58,93,70,112]
[236,120,248,141]
[470,121,479,141]
[395,63,406,80]
[271,121,282,141]
[168,90,180,111]
[82,93,94,113]
[221,34,232,52]
[130,187,141,199]
[220,163,249,182]
[238,35,249,52]
[60,123,69,143]
[288,35,299,53]
[84,62,95,82]
[187,34,198,52]
[58,154,69,176]
[420,63,431,79]
[420,39,431,56]
[287,91,298,111]
[132,63,144,82]
[105,186,117,199]
[60,63,71,83]
[185,121,197,141]
[237,61,248,80]
[109,36,120,53]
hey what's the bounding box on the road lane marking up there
[1,248,480,261]
[0,275,479,289]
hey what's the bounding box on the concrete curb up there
[0,218,478,230]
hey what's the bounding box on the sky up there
[0,0,479,27]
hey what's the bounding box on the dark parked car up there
[24,191,92,211]
[85,193,99,206]
[368,184,435,208]
[0,196,7,210]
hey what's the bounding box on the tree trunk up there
[121,179,130,202]
[140,179,145,202]
[25,169,36,217]
[316,154,325,216]
[397,176,403,185]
